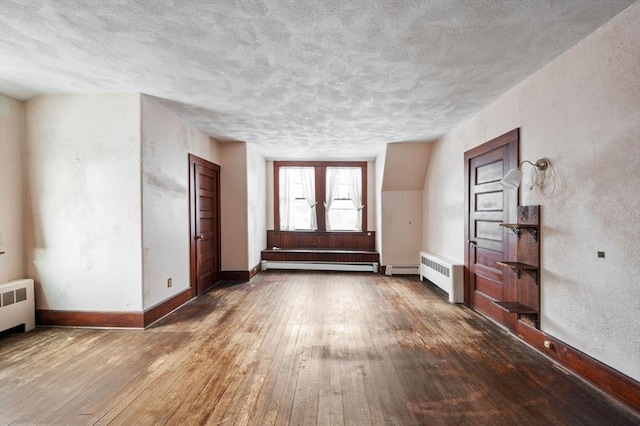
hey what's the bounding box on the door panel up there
[475,247,503,271]
[475,192,503,211]
[464,130,518,329]
[475,275,504,301]
[189,155,221,296]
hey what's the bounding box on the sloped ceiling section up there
[382,142,432,191]
[0,0,634,159]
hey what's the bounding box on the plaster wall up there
[381,190,423,267]
[220,143,249,271]
[266,161,274,231]
[140,95,221,309]
[247,146,267,270]
[0,95,25,282]
[422,4,640,380]
[382,142,433,190]
[24,94,143,312]
[374,149,386,261]
[379,143,431,267]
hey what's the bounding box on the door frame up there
[463,129,519,313]
[189,153,221,297]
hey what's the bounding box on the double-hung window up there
[278,167,318,231]
[275,162,367,232]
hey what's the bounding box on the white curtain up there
[324,168,341,231]
[299,167,318,230]
[279,167,317,230]
[279,168,296,230]
[346,167,364,231]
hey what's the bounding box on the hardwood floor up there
[1,272,637,425]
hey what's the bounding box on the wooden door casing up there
[464,129,519,330]
[189,154,221,296]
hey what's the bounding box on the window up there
[325,167,363,231]
[278,167,317,231]
[275,162,367,232]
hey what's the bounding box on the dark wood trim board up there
[515,320,640,412]
[36,310,144,328]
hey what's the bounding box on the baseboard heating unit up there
[262,260,379,273]
[384,265,419,276]
[419,252,463,303]
[0,278,35,332]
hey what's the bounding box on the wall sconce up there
[500,158,550,189]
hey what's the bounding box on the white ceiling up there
[0,1,634,159]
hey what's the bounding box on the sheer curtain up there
[346,167,363,231]
[279,167,317,230]
[299,167,318,230]
[324,168,341,231]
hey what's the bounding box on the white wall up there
[423,3,640,380]
[0,95,25,282]
[380,142,432,267]
[24,94,143,312]
[220,142,249,271]
[366,161,376,231]
[140,95,221,309]
[374,149,386,261]
[247,145,267,270]
[381,190,423,266]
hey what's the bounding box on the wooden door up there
[464,130,518,329]
[189,154,221,295]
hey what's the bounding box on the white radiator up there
[262,260,379,273]
[0,279,35,332]
[419,252,463,303]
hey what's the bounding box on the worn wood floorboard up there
[1,272,638,425]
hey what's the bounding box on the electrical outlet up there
[167,278,172,287]
[597,251,605,258]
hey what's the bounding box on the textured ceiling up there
[0,0,634,159]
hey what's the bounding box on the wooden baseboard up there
[36,310,144,328]
[143,288,193,328]
[515,320,640,412]
[221,264,261,282]
[220,270,250,282]
[249,262,261,280]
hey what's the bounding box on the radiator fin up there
[421,256,450,278]
[15,288,27,302]
[3,291,15,306]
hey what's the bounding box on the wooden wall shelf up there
[499,224,538,242]
[497,261,538,281]
[496,205,541,329]
[494,301,537,314]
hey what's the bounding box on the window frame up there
[274,161,367,233]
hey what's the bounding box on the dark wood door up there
[189,154,221,295]
[464,130,518,329]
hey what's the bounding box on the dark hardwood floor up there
[1,272,638,425]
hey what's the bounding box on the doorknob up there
[197,234,204,240]
[468,240,477,245]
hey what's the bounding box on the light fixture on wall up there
[500,158,551,190]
